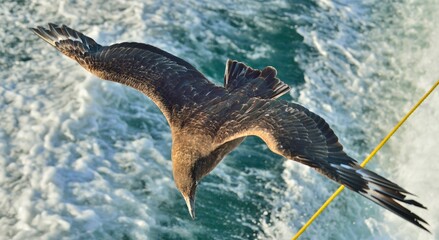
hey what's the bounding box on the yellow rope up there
[292,80,439,240]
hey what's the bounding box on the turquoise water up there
[1,0,438,239]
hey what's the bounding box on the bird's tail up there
[30,23,102,61]
[331,162,429,232]
[224,60,291,99]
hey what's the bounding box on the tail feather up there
[332,163,429,232]
[223,59,290,99]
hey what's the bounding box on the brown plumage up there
[30,23,429,232]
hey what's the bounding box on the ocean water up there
[1,0,438,239]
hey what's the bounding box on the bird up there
[30,23,429,232]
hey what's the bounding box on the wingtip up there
[29,23,102,55]
[402,198,427,209]
[416,221,431,234]
[29,27,38,34]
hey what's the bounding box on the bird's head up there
[171,148,207,219]
[171,134,221,219]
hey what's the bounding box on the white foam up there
[260,0,438,239]
[376,1,439,237]
[3,0,438,239]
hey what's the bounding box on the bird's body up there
[31,23,429,232]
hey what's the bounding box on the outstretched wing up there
[30,23,224,124]
[214,98,429,231]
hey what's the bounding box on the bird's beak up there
[183,195,195,219]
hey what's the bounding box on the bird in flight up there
[30,23,429,232]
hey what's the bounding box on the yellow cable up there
[292,80,439,240]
